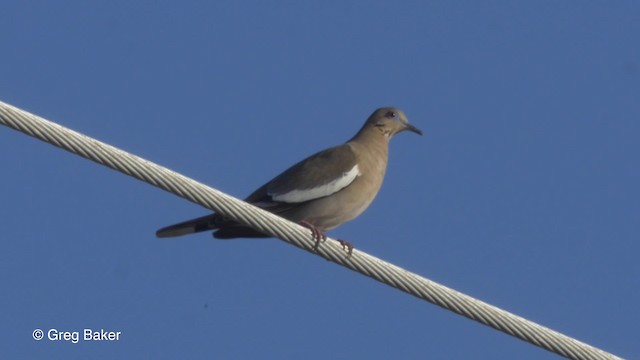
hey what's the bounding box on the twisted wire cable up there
[0,100,620,360]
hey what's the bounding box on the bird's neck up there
[348,127,389,171]
[349,126,390,148]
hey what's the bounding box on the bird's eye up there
[385,111,398,119]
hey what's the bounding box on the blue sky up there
[1,1,638,359]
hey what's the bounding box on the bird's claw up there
[300,221,327,251]
[338,239,354,257]
[299,221,353,257]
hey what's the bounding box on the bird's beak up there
[405,123,423,136]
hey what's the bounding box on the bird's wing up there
[157,144,359,238]
[245,144,359,207]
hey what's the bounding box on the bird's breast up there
[289,141,389,230]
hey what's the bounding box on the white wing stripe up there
[271,165,360,203]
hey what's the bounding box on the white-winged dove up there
[156,107,422,253]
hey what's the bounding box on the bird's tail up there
[156,214,220,238]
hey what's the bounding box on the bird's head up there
[363,107,422,139]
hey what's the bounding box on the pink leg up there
[299,220,327,251]
[338,239,354,257]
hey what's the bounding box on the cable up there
[0,100,620,359]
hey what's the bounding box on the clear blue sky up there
[1,1,638,359]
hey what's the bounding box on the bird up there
[156,107,422,254]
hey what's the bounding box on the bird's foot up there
[299,221,327,251]
[337,239,354,257]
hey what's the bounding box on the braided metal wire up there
[0,100,620,360]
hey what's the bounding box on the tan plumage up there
[156,107,421,241]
